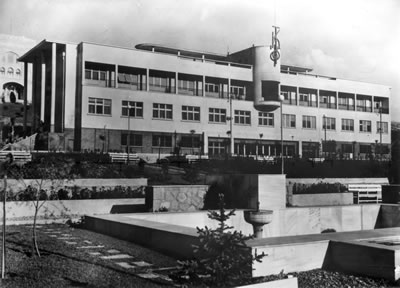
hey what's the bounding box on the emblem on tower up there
[270,26,280,66]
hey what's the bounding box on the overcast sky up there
[1,0,399,121]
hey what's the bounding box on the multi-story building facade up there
[19,40,391,159]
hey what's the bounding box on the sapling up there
[172,193,265,287]
[8,156,74,256]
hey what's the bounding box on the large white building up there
[18,39,391,159]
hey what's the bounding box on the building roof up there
[135,43,228,61]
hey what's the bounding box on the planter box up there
[291,192,353,206]
[2,198,145,223]
[237,277,298,288]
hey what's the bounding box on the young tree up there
[172,194,265,287]
[8,156,74,256]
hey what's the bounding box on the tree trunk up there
[32,206,41,257]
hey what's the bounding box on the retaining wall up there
[145,185,208,212]
[1,198,144,223]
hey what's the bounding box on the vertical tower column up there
[50,43,57,132]
[40,53,45,122]
[23,62,28,136]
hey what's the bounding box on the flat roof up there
[135,43,228,61]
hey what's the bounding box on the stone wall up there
[1,198,145,224]
[145,185,208,212]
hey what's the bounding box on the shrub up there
[171,194,265,287]
[293,182,347,194]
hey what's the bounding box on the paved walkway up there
[39,225,175,284]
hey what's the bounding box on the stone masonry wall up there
[146,185,208,212]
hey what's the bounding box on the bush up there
[171,194,265,287]
[293,182,347,194]
[7,186,145,201]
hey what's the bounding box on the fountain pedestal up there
[244,210,273,238]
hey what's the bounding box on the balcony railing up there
[178,87,203,96]
[338,104,355,111]
[149,84,176,93]
[356,106,372,112]
[299,100,317,107]
[374,107,389,114]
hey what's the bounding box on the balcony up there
[338,104,355,111]
[357,106,372,112]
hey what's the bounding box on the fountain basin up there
[244,210,273,226]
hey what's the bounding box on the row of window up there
[85,67,248,99]
[88,97,388,133]
[281,88,389,114]
[0,67,22,77]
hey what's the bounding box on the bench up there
[348,184,382,204]
[108,153,139,164]
[0,151,32,163]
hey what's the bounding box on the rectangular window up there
[230,85,245,99]
[360,144,371,154]
[205,83,219,93]
[208,140,226,156]
[209,108,226,123]
[152,135,172,147]
[258,112,274,126]
[302,115,316,129]
[182,106,200,121]
[121,133,143,146]
[88,97,111,115]
[121,101,143,117]
[283,114,296,128]
[359,120,372,132]
[153,103,173,120]
[323,117,336,130]
[377,121,388,134]
[341,119,354,131]
[234,110,251,125]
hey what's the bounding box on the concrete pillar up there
[40,53,46,122]
[23,62,28,136]
[175,72,178,94]
[146,69,149,91]
[50,42,56,132]
[202,75,205,97]
[299,140,303,157]
[115,65,118,89]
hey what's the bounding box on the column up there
[202,75,206,97]
[299,141,303,158]
[50,43,56,132]
[115,65,118,89]
[40,53,46,122]
[175,72,178,94]
[23,62,28,136]
[146,69,149,91]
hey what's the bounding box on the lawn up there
[0,223,179,288]
[0,223,397,288]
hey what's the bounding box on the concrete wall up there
[145,185,208,212]
[382,185,400,204]
[287,178,389,205]
[130,204,381,238]
[291,192,353,207]
[1,198,144,223]
[205,174,286,210]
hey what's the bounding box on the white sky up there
[1,0,399,121]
